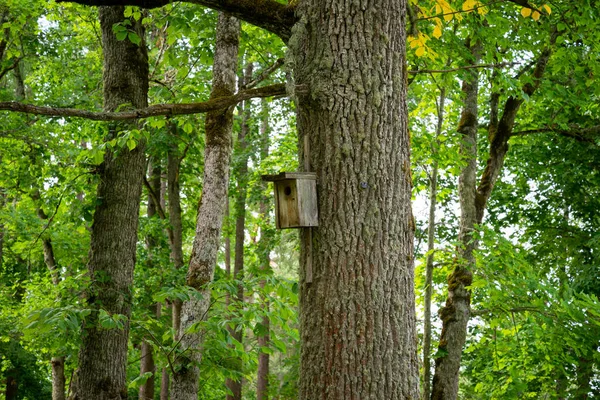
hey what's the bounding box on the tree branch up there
[511,125,600,143]
[56,0,296,41]
[408,62,517,75]
[0,83,286,121]
[242,58,284,89]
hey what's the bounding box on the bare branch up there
[0,83,286,121]
[56,0,296,41]
[242,58,284,89]
[408,62,517,75]
[511,125,600,144]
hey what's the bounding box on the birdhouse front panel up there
[262,172,319,229]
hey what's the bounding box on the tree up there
[73,6,149,398]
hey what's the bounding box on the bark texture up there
[73,6,148,399]
[289,0,418,398]
[170,13,240,400]
[431,41,480,400]
[423,87,445,400]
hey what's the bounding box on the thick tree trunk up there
[225,62,253,400]
[289,0,418,398]
[423,87,445,400]
[256,99,271,400]
[170,13,240,400]
[73,6,149,399]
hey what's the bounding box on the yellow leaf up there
[416,46,426,57]
[409,37,419,48]
[477,5,488,15]
[463,0,476,11]
[444,13,453,21]
[521,7,532,17]
[543,4,551,14]
[433,25,442,39]
[532,10,540,20]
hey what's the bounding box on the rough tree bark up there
[431,32,557,400]
[290,0,418,398]
[170,13,240,400]
[225,62,253,400]
[422,87,445,400]
[72,6,149,399]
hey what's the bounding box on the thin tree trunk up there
[575,353,593,399]
[139,341,155,400]
[256,99,271,400]
[52,357,67,400]
[431,40,481,400]
[290,0,418,397]
[32,188,66,400]
[140,159,162,400]
[160,367,169,400]
[5,371,17,400]
[171,13,240,400]
[168,120,185,340]
[431,32,557,400]
[73,6,149,399]
[225,61,253,400]
[423,87,445,400]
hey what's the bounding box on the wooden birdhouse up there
[262,172,318,229]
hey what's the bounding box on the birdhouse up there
[262,172,318,229]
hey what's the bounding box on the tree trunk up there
[171,13,240,400]
[73,6,148,399]
[52,357,67,400]
[140,159,162,400]
[168,121,185,340]
[160,367,169,400]
[289,0,418,398]
[225,62,253,400]
[5,371,17,400]
[34,190,66,400]
[423,87,445,400]
[575,354,593,399]
[256,99,271,400]
[431,41,480,400]
[139,341,155,400]
[431,34,556,400]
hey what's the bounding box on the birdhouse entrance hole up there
[261,172,318,229]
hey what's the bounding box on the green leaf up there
[128,31,141,46]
